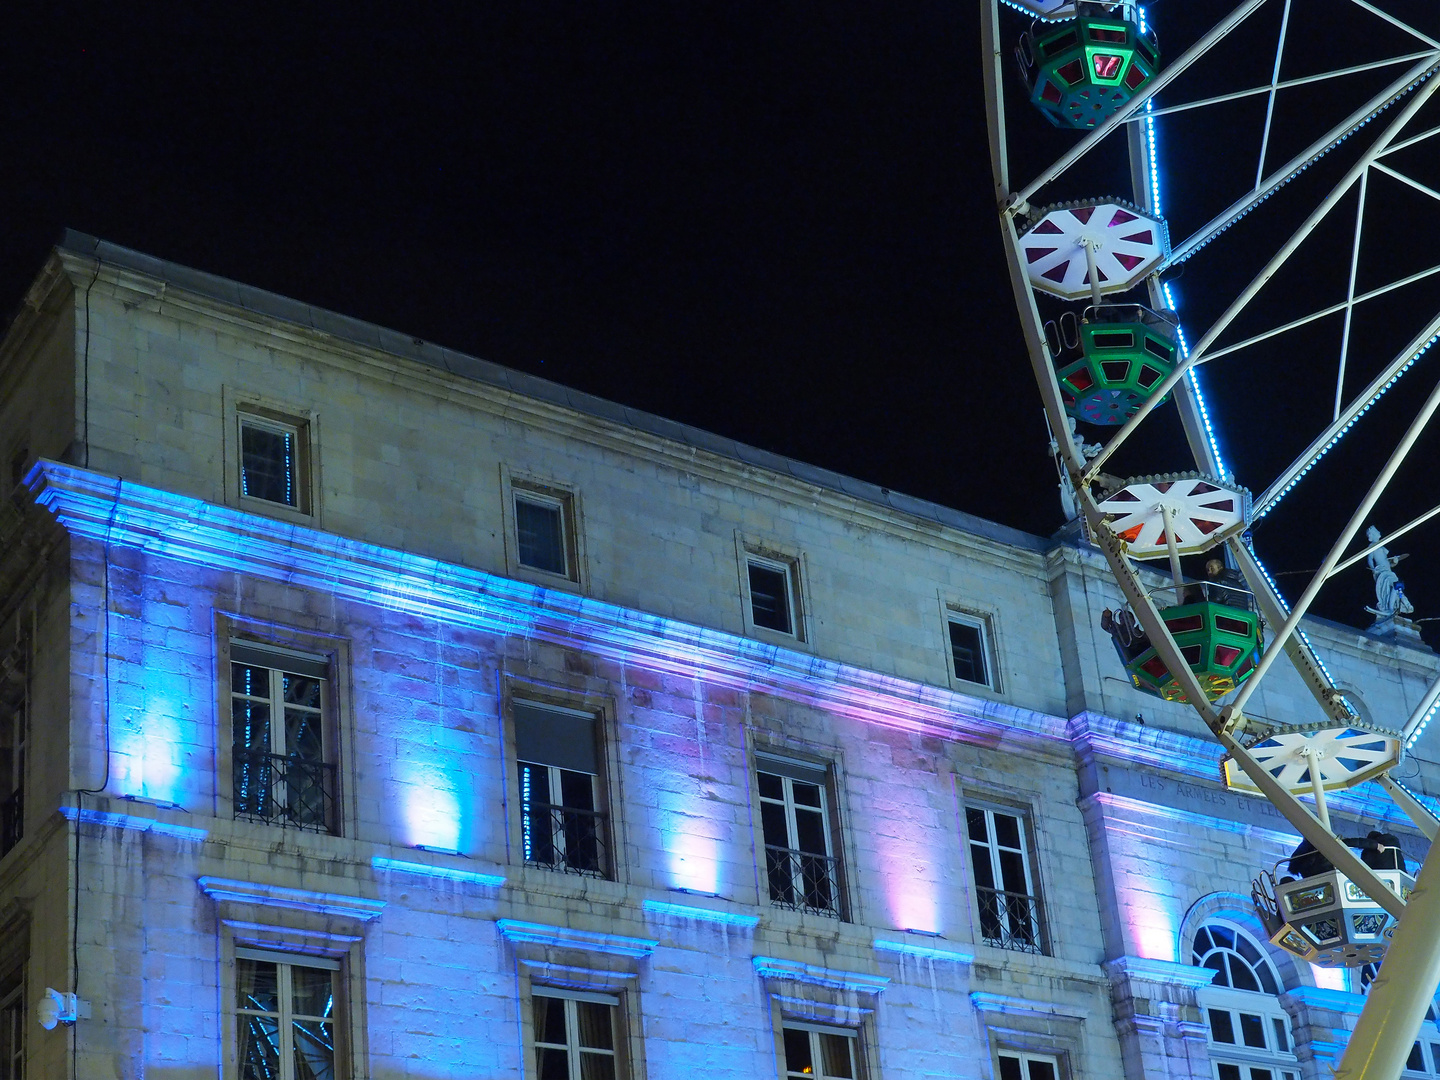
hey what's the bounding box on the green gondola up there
[1020,4,1159,129]
[1057,304,1179,426]
[1125,601,1262,704]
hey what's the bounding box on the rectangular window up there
[514,702,607,877]
[235,949,337,1080]
[999,1051,1058,1080]
[948,612,995,688]
[966,806,1043,954]
[757,756,842,918]
[748,559,795,635]
[238,412,310,512]
[783,1023,860,1079]
[513,485,576,580]
[532,989,619,1080]
[231,642,335,833]
[0,637,26,859]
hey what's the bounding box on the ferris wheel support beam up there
[1256,308,1440,515]
[1084,74,1440,487]
[1005,0,1272,214]
[1226,538,1359,727]
[1332,502,1440,576]
[1333,841,1440,1080]
[1162,53,1440,269]
[1224,370,1440,719]
[1400,672,1440,745]
[979,0,1009,200]
[1377,775,1440,841]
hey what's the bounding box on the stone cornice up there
[30,460,1075,753]
[197,876,385,921]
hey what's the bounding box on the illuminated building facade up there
[1,232,1439,1079]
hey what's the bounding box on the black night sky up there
[3,3,1439,650]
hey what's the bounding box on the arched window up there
[1192,922,1299,1080]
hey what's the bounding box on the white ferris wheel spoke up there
[1346,0,1440,49]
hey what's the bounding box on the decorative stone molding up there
[198,876,385,959]
[497,919,657,993]
[198,877,386,921]
[753,957,888,1027]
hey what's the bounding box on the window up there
[999,1051,1059,1080]
[0,636,26,859]
[238,411,310,513]
[1193,923,1298,1080]
[757,756,843,918]
[235,950,337,1080]
[514,702,608,877]
[783,1023,860,1079]
[512,483,577,580]
[746,555,802,637]
[231,642,335,833]
[948,612,995,688]
[966,806,1043,954]
[532,989,620,1080]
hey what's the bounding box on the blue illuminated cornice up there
[59,804,208,842]
[873,938,975,965]
[29,460,1070,751]
[970,991,1090,1021]
[495,919,658,959]
[752,957,889,996]
[372,856,505,888]
[642,900,760,928]
[197,876,386,921]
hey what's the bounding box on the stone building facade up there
[0,232,1438,1079]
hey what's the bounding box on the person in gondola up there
[1286,831,1406,879]
[1360,830,1406,872]
[1102,607,1149,661]
[1204,557,1249,609]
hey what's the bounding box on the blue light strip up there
[58,805,208,842]
[1409,700,1440,748]
[372,857,505,887]
[642,900,761,928]
[873,938,976,965]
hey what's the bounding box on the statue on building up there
[1050,416,1103,521]
[1365,524,1414,622]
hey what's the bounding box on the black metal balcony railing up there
[521,802,607,877]
[978,887,1044,954]
[233,751,336,833]
[766,845,843,918]
[0,786,21,857]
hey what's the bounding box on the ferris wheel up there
[981,1,1440,1075]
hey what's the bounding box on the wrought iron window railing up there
[0,786,20,857]
[233,751,335,833]
[521,801,608,877]
[765,845,843,918]
[978,887,1045,954]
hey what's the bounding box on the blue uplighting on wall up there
[372,857,506,887]
[496,920,657,958]
[873,938,975,965]
[642,900,760,928]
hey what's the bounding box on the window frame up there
[216,625,353,839]
[0,631,28,860]
[754,753,846,919]
[500,468,587,589]
[529,987,624,1080]
[940,597,1003,694]
[737,536,809,645]
[222,390,321,524]
[998,1049,1062,1080]
[964,802,1046,955]
[781,1021,863,1079]
[0,960,23,1080]
[1192,922,1299,1080]
[233,948,340,1080]
[506,693,617,882]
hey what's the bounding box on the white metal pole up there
[1335,169,1368,421]
[1308,751,1331,830]
[1163,506,1186,605]
[1378,775,1440,842]
[1334,842,1440,1080]
[1228,370,1440,716]
[1087,73,1440,482]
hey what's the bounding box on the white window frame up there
[234,948,340,1080]
[746,554,799,638]
[229,641,334,834]
[781,1021,862,1079]
[756,755,843,917]
[947,609,997,689]
[966,804,1044,953]
[237,411,310,514]
[531,987,621,1080]
[998,1050,1062,1080]
[513,486,575,579]
[1193,923,1299,1080]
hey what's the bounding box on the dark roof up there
[58,229,1048,554]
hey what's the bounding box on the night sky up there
[3,3,1438,650]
